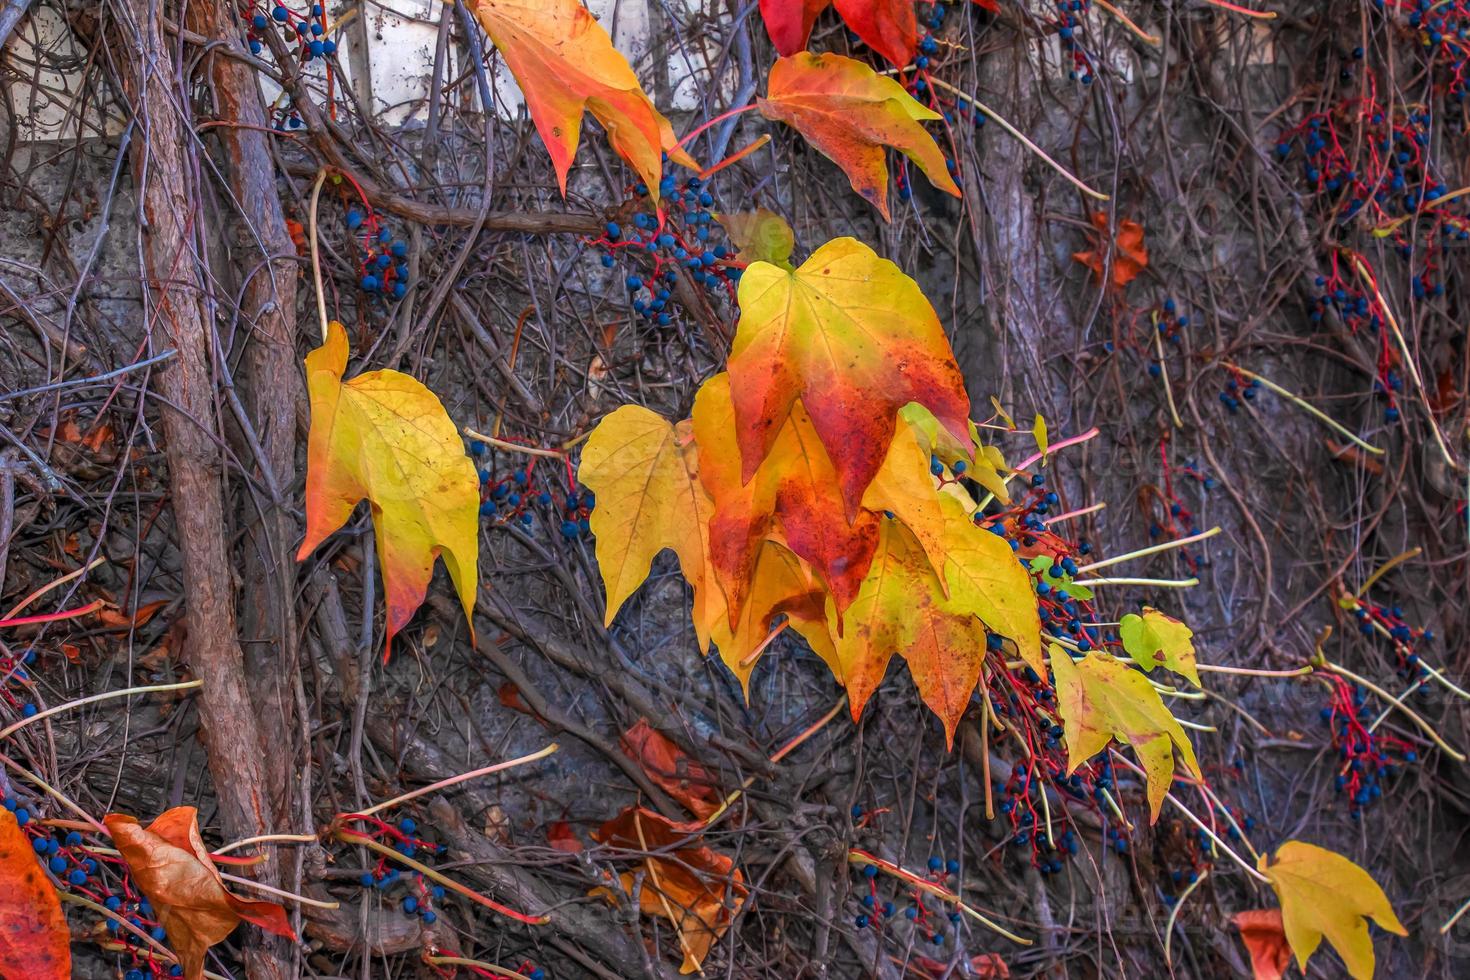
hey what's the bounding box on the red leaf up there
[1072,212,1149,288]
[0,809,70,979]
[757,0,828,55]
[1232,908,1292,980]
[620,719,721,819]
[757,0,918,68]
[546,821,583,853]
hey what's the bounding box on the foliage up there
[0,809,69,980]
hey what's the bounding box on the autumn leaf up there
[707,536,828,697]
[0,808,70,980]
[820,513,1034,746]
[716,208,796,268]
[729,237,971,515]
[900,403,1011,505]
[471,0,697,204]
[621,718,721,819]
[1232,909,1292,980]
[1119,607,1200,686]
[104,808,295,980]
[935,492,1042,674]
[591,806,747,974]
[1049,646,1201,820]
[757,0,917,69]
[692,373,878,621]
[546,820,583,853]
[578,405,724,648]
[297,321,479,657]
[758,53,959,221]
[1257,841,1406,980]
[1072,213,1149,288]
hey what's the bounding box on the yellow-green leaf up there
[988,395,1014,430]
[1050,646,1200,821]
[938,493,1041,673]
[1119,607,1200,686]
[297,321,478,656]
[1032,413,1049,461]
[1258,841,1406,980]
[715,209,795,269]
[578,406,724,649]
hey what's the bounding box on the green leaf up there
[1119,607,1200,686]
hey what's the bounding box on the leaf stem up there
[219,871,340,909]
[213,832,320,856]
[464,427,567,459]
[308,168,329,344]
[1164,868,1208,964]
[1202,0,1277,18]
[1318,658,1466,760]
[0,680,202,741]
[1225,363,1384,457]
[847,849,1032,945]
[1,556,105,620]
[1355,547,1422,597]
[1072,576,1199,588]
[1073,526,1221,575]
[677,103,760,150]
[423,955,525,978]
[1094,0,1160,43]
[1153,313,1183,428]
[350,743,558,819]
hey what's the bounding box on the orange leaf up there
[1072,213,1149,288]
[94,598,169,630]
[591,806,746,974]
[296,321,479,658]
[0,808,70,980]
[546,820,583,853]
[728,236,971,516]
[104,808,294,980]
[620,719,721,819]
[471,0,697,203]
[759,52,958,221]
[758,0,917,68]
[1232,909,1292,980]
[692,373,877,621]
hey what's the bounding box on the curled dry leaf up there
[104,807,294,980]
[758,53,958,221]
[296,321,479,657]
[591,806,746,975]
[620,718,721,819]
[1232,908,1292,980]
[1072,213,1149,288]
[0,808,70,980]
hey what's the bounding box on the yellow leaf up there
[1032,413,1049,461]
[715,208,795,269]
[1049,646,1200,821]
[988,395,1014,430]
[707,537,826,698]
[297,322,478,656]
[1258,841,1406,980]
[1119,607,1200,686]
[577,406,724,649]
[937,493,1041,673]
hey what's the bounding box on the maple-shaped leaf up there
[1119,607,1200,686]
[936,492,1042,673]
[620,718,721,819]
[757,0,917,69]
[692,373,879,622]
[0,808,70,979]
[1257,841,1406,980]
[1049,646,1201,820]
[708,536,828,697]
[297,321,478,656]
[758,53,959,221]
[591,806,747,974]
[471,0,697,204]
[578,405,724,647]
[716,208,796,268]
[821,519,991,746]
[104,808,295,980]
[1072,212,1149,288]
[729,236,971,515]
[1232,909,1292,980]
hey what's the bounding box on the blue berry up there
[402,896,419,914]
[272,6,288,22]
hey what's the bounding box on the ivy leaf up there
[1027,556,1093,601]
[708,537,828,696]
[1072,213,1149,288]
[757,0,917,69]
[692,373,878,621]
[897,404,1010,505]
[937,493,1042,673]
[1232,909,1292,980]
[578,405,724,649]
[591,807,747,975]
[729,237,971,516]
[471,0,697,204]
[1257,841,1406,980]
[715,208,795,269]
[620,718,721,819]
[1119,607,1200,686]
[1049,646,1201,821]
[297,321,479,657]
[758,53,959,221]
[104,808,295,980]
[0,809,70,979]
[1032,413,1049,460]
[822,519,989,746]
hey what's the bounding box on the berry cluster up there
[1317,677,1417,820]
[1383,0,1470,102]
[590,165,742,324]
[243,2,336,63]
[346,207,411,299]
[350,815,447,925]
[471,439,594,539]
[1306,267,1403,422]
[852,853,965,948]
